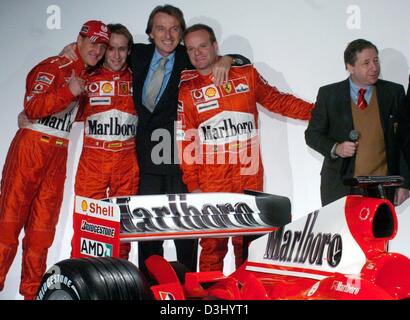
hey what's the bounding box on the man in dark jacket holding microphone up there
[305,39,410,206]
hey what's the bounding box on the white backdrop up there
[1,0,410,299]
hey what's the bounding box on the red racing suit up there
[177,64,313,271]
[0,55,85,298]
[74,66,139,259]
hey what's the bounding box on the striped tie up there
[357,88,367,110]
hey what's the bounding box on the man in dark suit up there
[129,5,248,274]
[305,39,410,206]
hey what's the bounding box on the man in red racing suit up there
[74,24,139,259]
[0,20,109,299]
[177,24,313,272]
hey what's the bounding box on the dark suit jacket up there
[129,43,190,175]
[129,43,250,176]
[305,78,410,205]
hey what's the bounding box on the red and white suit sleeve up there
[177,85,201,192]
[253,67,313,120]
[24,63,75,119]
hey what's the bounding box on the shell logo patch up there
[191,85,220,105]
[102,82,113,94]
[81,200,88,212]
[205,86,217,98]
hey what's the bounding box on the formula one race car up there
[36,176,410,300]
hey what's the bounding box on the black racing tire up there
[36,258,152,300]
[36,258,108,300]
[169,261,190,285]
[94,257,131,300]
[87,257,125,300]
[112,258,154,300]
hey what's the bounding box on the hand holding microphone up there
[336,130,360,158]
[339,130,360,177]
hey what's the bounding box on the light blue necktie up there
[145,57,168,112]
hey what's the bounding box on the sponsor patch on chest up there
[90,97,112,106]
[86,80,133,97]
[191,84,220,105]
[196,100,220,113]
[232,77,249,93]
[118,81,132,96]
[100,81,115,95]
[190,77,250,106]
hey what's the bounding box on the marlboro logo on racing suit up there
[85,109,138,141]
[24,102,78,139]
[198,111,256,145]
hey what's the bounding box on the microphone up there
[340,130,360,178]
[349,130,360,143]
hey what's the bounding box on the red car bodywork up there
[71,178,410,300]
[146,196,410,300]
